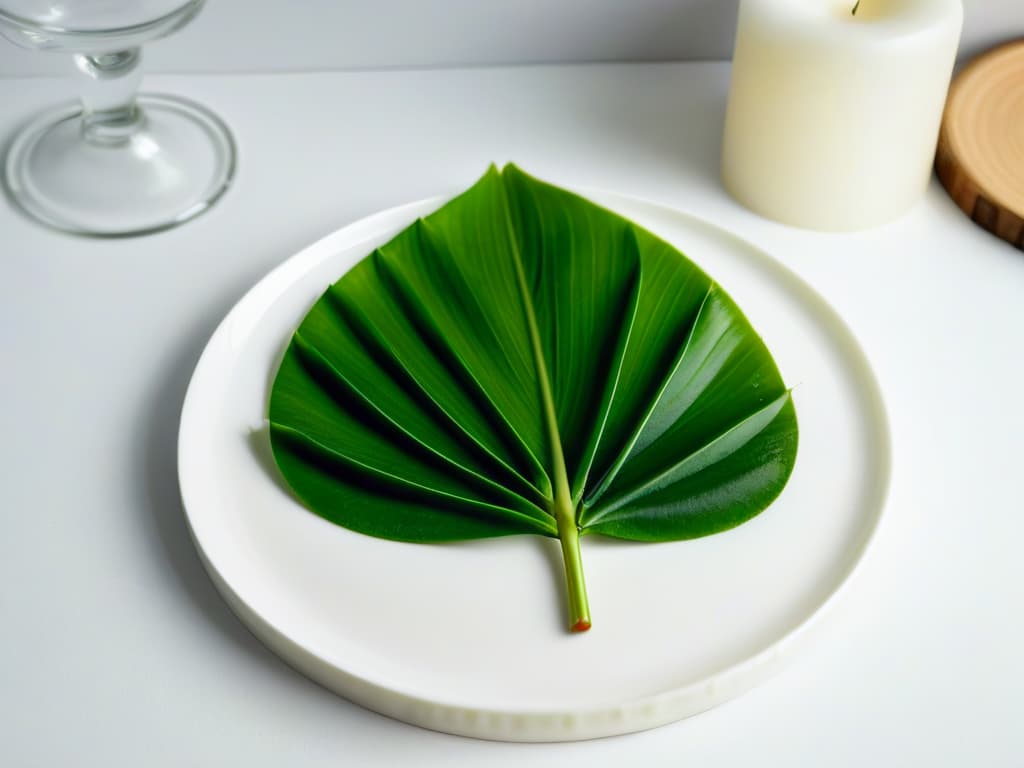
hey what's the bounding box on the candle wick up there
[851,0,860,15]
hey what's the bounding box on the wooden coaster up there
[936,40,1024,250]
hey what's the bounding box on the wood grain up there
[936,39,1024,250]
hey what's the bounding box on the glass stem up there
[73,48,144,146]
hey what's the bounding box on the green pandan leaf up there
[269,165,798,632]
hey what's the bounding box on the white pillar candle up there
[721,0,963,231]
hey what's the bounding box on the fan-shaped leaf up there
[269,165,798,632]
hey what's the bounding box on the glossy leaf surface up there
[268,165,798,630]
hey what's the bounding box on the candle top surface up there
[748,0,962,40]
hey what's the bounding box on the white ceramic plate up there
[178,190,890,742]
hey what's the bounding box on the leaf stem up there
[555,493,591,632]
[851,0,860,15]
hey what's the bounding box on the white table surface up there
[1,62,1021,766]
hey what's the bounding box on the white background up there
[0,0,1021,75]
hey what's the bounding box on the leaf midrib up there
[497,176,575,525]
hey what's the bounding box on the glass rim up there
[0,0,203,41]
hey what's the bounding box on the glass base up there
[4,93,235,237]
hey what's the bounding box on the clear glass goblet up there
[0,0,235,236]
